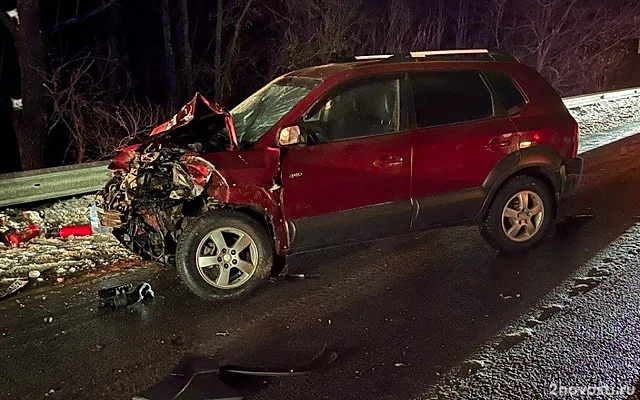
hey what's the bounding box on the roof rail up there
[345,49,517,63]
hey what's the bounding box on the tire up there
[479,175,554,253]
[176,210,274,301]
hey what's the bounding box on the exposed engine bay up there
[96,94,235,263]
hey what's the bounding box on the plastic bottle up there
[89,202,110,234]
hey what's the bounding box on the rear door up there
[408,70,520,229]
[280,75,413,251]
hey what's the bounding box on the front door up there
[280,75,412,251]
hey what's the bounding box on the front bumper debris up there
[134,348,338,400]
[96,146,227,262]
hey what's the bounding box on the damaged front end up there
[96,94,233,263]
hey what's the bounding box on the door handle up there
[486,138,512,151]
[374,155,404,167]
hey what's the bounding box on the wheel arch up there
[479,147,562,220]
[205,183,290,256]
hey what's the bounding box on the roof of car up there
[288,61,378,79]
[288,58,520,81]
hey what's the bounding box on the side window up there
[410,71,494,128]
[483,70,527,115]
[304,78,400,142]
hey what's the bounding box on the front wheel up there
[175,210,274,301]
[480,175,554,252]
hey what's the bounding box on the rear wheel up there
[480,175,554,252]
[176,210,273,300]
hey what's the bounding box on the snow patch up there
[0,196,138,279]
[570,95,640,153]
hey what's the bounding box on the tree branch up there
[49,0,119,35]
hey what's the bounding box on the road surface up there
[2,133,640,399]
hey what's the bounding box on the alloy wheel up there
[195,227,258,289]
[501,190,545,243]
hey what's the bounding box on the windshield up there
[230,76,321,144]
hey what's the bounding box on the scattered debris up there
[2,224,40,246]
[0,279,27,300]
[135,348,337,400]
[0,196,138,281]
[98,283,133,298]
[286,273,321,280]
[500,293,521,299]
[98,282,154,310]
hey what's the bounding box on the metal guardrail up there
[563,86,640,109]
[0,85,639,208]
[0,161,110,207]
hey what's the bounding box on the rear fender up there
[479,146,562,218]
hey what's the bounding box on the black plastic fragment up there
[99,282,155,309]
[134,348,338,400]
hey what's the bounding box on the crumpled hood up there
[150,92,239,150]
[108,93,238,171]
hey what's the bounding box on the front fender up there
[207,182,289,255]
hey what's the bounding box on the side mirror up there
[278,125,305,146]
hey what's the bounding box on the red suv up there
[98,49,583,300]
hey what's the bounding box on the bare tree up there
[44,55,164,163]
[0,0,48,170]
[0,0,126,169]
[161,0,178,112]
[362,0,446,54]
[213,0,224,102]
[481,0,512,48]
[271,0,365,72]
[453,0,472,48]
[193,0,256,102]
[173,0,193,104]
[517,0,640,94]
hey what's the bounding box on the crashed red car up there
[97,49,583,301]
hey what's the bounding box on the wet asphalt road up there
[2,133,640,400]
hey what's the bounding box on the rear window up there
[410,71,494,128]
[483,70,527,114]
